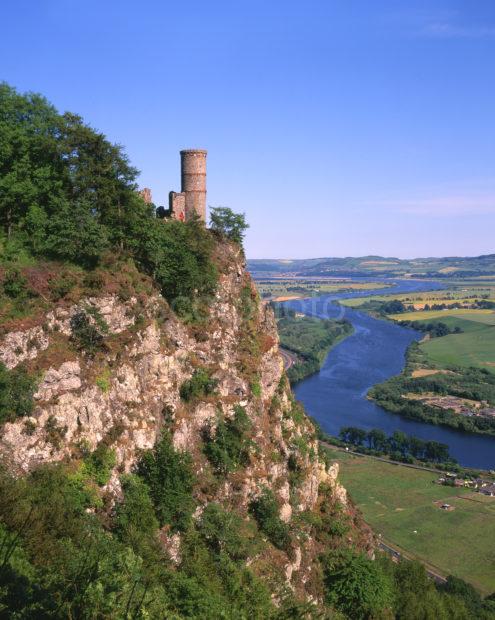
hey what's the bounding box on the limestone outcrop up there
[0,242,369,600]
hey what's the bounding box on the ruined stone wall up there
[140,188,152,204]
[169,191,186,221]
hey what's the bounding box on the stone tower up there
[169,149,207,222]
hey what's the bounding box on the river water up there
[282,280,495,469]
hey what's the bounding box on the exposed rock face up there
[0,243,366,598]
[0,325,49,369]
[34,361,82,401]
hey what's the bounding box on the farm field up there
[385,309,495,372]
[342,290,495,309]
[255,279,389,300]
[421,327,495,373]
[324,448,495,594]
[389,308,495,324]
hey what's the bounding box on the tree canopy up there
[0,83,217,310]
[210,206,249,246]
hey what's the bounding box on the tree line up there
[338,426,453,464]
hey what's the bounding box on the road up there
[377,540,447,585]
[279,347,299,370]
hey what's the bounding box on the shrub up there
[69,306,108,355]
[136,433,195,532]
[321,549,393,619]
[95,368,111,392]
[250,381,262,398]
[44,415,67,448]
[0,362,37,425]
[249,487,291,551]
[180,368,218,402]
[2,268,29,299]
[203,406,252,475]
[81,444,116,486]
[48,270,78,300]
[198,502,255,561]
[114,474,159,548]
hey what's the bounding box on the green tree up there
[198,502,254,561]
[0,83,62,241]
[210,207,249,246]
[136,433,195,532]
[114,474,159,551]
[367,428,388,451]
[322,549,393,619]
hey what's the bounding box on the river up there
[281,280,495,470]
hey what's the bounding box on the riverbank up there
[282,280,495,469]
[369,343,495,437]
[273,308,354,383]
[338,295,495,437]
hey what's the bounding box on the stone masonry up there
[169,149,207,221]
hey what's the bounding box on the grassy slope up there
[325,448,495,594]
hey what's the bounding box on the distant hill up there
[248,255,495,279]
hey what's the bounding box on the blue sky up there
[2,0,494,258]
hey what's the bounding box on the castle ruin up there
[139,187,153,204]
[169,149,207,222]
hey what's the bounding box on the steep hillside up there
[0,240,376,616]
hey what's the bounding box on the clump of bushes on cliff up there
[180,368,218,402]
[0,443,493,618]
[0,362,37,424]
[203,405,253,474]
[69,305,109,355]
[0,451,278,618]
[136,432,195,532]
[0,83,217,314]
[322,548,393,618]
[249,487,291,552]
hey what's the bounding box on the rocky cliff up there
[0,241,370,605]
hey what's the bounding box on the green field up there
[386,309,495,372]
[343,294,495,310]
[421,326,495,372]
[325,448,495,594]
